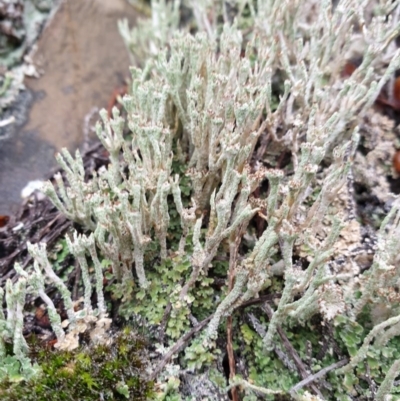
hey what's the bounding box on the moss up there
[0,327,154,401]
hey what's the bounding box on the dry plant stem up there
[247,312,297,372]
[290,358,349,394]
[226,236,241,401]
[262,303,324,398]
[358,362,377,397]
[159,278,186,341]
[72,259,81,301]
[226,316,237,401]
[150,314,214,381]
[158,302,172,342]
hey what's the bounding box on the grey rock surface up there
[0,0,138,214]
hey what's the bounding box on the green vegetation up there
[0,327,154,401]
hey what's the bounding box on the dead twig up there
[158,302,172,343]
[150,314,214,381]
[290,358,349,394]
[72,259,81,301]
[226,233,242,401]
[247,313,297,372]
[262,303,325,399]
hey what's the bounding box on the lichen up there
[3,1,400,400]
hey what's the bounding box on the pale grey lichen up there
[3,1,400,399]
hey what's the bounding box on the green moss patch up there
[0,327,154,401]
